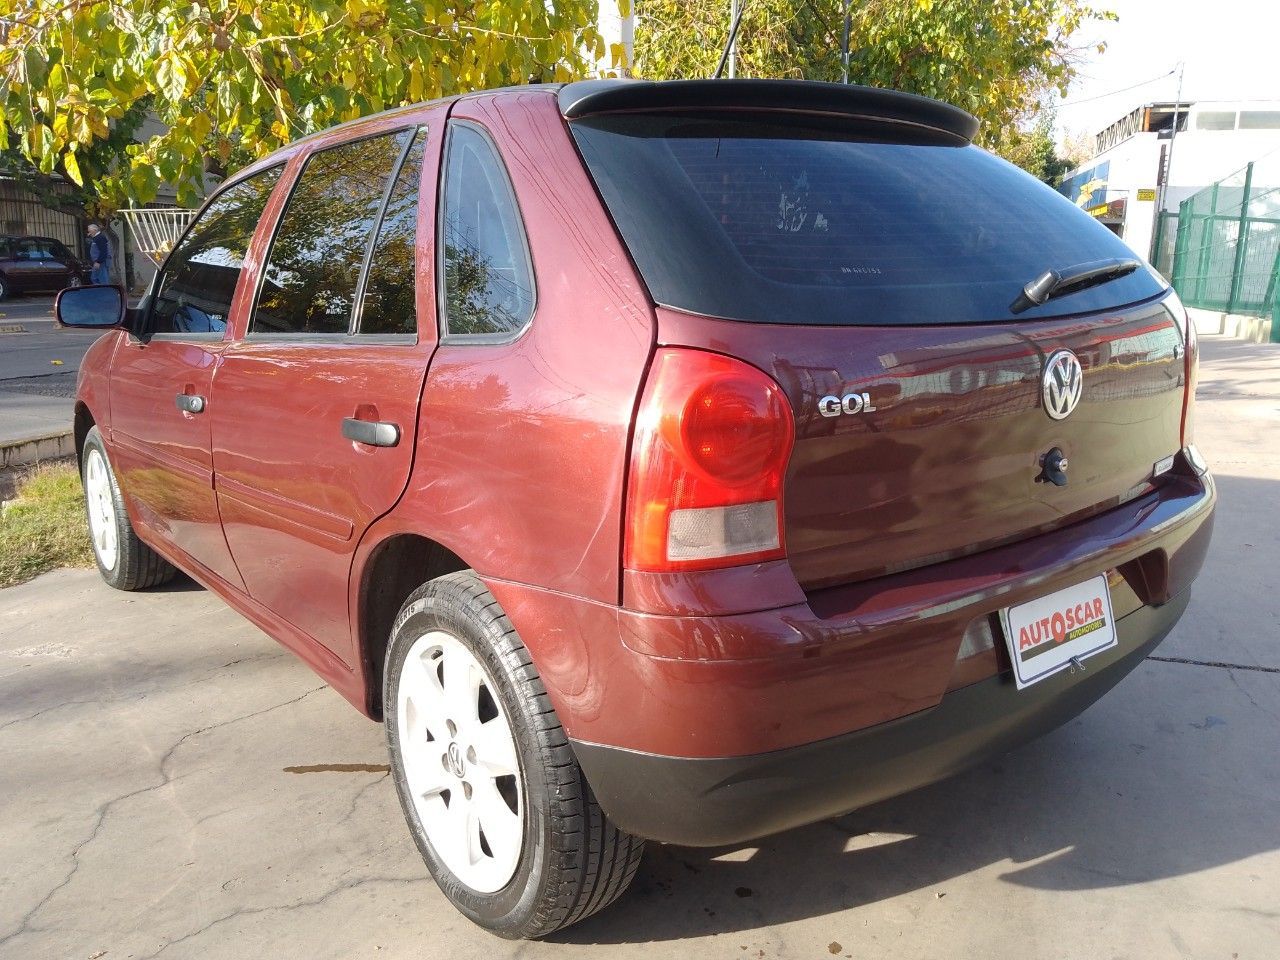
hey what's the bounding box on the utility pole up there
[715,0,748,79]
[842,0,852,84]
[1154,61,1185,261]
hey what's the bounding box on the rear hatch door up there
[566,91,1183,591]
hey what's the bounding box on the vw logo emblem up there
[446,742,466,778]
[1042,350,1083,420]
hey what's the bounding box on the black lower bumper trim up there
[572,591,1189,847]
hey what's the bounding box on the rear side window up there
[15,238,54,260]
[149,166,282,336]
[356,133,426,336]
[252,130,412,335]
[439,123,535,338]
[569,114,1164,325]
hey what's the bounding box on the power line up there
[1057,67,1178,108]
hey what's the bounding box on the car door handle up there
[342,417,400,447]
[175,394,206,414]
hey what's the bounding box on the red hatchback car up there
[58,80,1215,938]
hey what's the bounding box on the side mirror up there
[55,284,126,329]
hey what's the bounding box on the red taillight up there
[625,348,795,572]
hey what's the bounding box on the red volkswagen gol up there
[58,79,1215,938]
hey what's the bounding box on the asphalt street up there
[0,295,104,444]
[0,335,1276,960]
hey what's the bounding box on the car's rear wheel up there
[385,571,643,939]
[81,427,176,590]
[0,275,9,300]
[65,274,83,289]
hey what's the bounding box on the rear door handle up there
[175,394,206,414]
[342,417,400,447]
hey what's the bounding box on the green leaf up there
[155,50,193,102]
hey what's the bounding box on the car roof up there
[226,83,562,188]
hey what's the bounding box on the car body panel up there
[372,91,654,602]
[209,109,447,666]
[108,334,247,589]
[652,300,1186,594]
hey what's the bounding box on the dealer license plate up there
[999,574,1118,690]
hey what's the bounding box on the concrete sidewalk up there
[0,335,1276,960]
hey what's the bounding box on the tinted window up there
[16,238,54,260]
[252,131,411,335]
[148,166,282,336]
[50,240,74,260]
[357,132,425,336]
[569,113,1164,325]
[440,124,535,337]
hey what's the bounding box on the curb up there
[0,323,29,334]
[1,431,76,469]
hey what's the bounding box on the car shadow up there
[149,571,205,594]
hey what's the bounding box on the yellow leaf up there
[70,109,93,144]
[189,111,212,143]
[63,149,83,186]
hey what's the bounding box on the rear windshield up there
[569,113,1164,325]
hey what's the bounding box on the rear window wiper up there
[1010,257,1141,314]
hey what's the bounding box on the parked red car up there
[59,79,1215,939]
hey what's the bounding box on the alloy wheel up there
[396,629,523,893]
[84,448,118,571]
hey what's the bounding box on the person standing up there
[86,223,112,285]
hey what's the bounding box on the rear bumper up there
[483,470,1213,842]
[572,590,1188,846]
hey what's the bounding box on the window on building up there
[1239,111,1280,130]
[252,130,412,336]
[356,131,426,337]
[1195,111,1237,131]
[440,123,536,338]
[148,166,283,336]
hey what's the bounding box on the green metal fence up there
[1167,149,1280,340]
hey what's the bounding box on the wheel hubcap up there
[84,449,118,571]
[397,630,523,893]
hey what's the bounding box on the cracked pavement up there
[1,335,1277,959]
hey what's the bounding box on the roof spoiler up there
[557,79,979,143]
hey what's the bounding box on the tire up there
[81,426,177,591]
[385,571,643,939]
[0,275,9,300]
[65,274,83,289]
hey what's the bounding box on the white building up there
[1058,100,1280,268]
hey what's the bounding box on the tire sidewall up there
[384,588,556,937]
